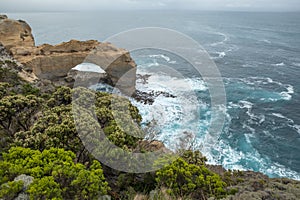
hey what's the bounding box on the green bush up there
[179,150,207,166]
[27,176,62,200]
[21,83,40,96]
[0,94,42,135]
[0,147,110,199]
[0,82,11,99]
[95,92,143,149]
[13,105,84,156]
[15,87,143,156]
[156,158,227,199]
[117,172,156,195]
[0,180,23,200]
[47,86,72,107]
[0,67,19,84]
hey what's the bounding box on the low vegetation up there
[0,147,110,199]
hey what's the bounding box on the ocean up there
[7,11,300,180]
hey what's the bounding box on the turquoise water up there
[7,11,300,179]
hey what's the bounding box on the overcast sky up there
[1,0,300,12]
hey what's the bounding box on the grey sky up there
[1,0,299,12]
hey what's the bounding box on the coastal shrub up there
[21,83,40,96]
[0,76,40,98]
[0,180,23,200]
[15,89,143,163]
[156,158,227,199]
[95,92,143,149]
[13,105,91,163]
[179,150,207,166]
[0,67,19,84]
[73,88,143,149]
[117,172,156,195]
[103,120,141,149]
[47,86,72,107]
[0,83,40,154]
[0,94,42,135]
[4,60,18,68]
[27,176,62,200]
[0,82,11,98]
[95,92,142,125]
[0,147,110,199]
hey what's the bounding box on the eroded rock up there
[0,17,35,50]
[0,15,137,94]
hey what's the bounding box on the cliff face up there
[0,15,35,50]
[0,15,136,94]
[0,42,38,84]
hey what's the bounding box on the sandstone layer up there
[0,15,35,50]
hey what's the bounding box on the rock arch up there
[0,15,136,94]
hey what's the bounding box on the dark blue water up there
[7,11,300,179]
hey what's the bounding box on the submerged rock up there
[133,89,176,105]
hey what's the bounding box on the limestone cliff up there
[0,15,35,50]
[0,15,136,94]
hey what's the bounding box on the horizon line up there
[2,9,300,13]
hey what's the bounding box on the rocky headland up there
[0,14,136,94]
